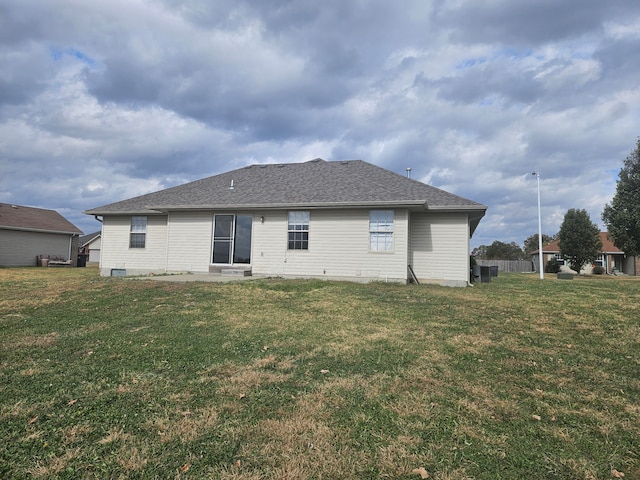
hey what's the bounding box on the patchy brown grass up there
[1,331,59,350]
[1,269,638,479]
[27,448,81,477]
[117,445,149,471]
[98,427,132,445]
[150,405,220,444]
[0,268,93,309]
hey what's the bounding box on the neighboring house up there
[532,232,638,275]
[79,231,102,263]
[0,203,83,267]
[84,159,487,286]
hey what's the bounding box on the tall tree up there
[471,245,488,259]
[484,240,525,260]
[558,209,602,273]
[523,233,556,254]
[602,138,640,255]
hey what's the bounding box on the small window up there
[370,210,394,251]
[594,254,604,267]
[130,216,147,248]
[288,211,309,250]
[554,254,565,265]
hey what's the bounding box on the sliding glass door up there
[212,215,252,264]
[232,216,252,263]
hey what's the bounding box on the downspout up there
[467,213,473,287]
[407,209,412,284]
[93,216,104,268]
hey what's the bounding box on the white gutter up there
[0,226,82,235]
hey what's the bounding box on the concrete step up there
[221,269,252,277]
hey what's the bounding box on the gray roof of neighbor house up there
[86,159,487,215]
[79,231,101,246]
[0,203,83,235]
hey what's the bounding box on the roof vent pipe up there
[406,167,412,178]
[229,179,235,190]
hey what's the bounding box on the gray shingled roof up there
[79,231,101,246]
[85,159,487,216]
[0,203,83,234]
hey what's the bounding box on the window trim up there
[369,210,394,252]
[130,216,147,249]
[287,211,309,250]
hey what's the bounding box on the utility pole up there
[532,172,544,279]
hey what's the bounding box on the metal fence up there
[476,259,534,273]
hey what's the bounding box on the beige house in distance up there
[532,232,639,275]
[84,159,487,286]
[79,231,102,264]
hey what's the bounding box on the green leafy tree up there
[523,233,556,254]
[602,138,640,255]
[484,240,525,260]
[558,209,602,273]
[545,257,561,273]
[471,245,488,259]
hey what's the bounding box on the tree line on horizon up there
[473,137,640,273]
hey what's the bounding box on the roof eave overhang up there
[425,204,488,212]
[83,209,164,216]
[86,201,489,216]
[0,225,81,235]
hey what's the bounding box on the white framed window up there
[554,254,565,265]
[130,216,147,248]
[370,210,394,251]
[594,254,604,267]
[288,211,309,250]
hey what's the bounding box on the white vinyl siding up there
[253,209,408,281]
[251,211,287,276]
[99,215,168,276]
[410,212,470,287]
[166,211,214,273]
[84,235,101,263]
[97,208,474,285]
[88,247,101,263]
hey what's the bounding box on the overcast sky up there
[2,0,639,249]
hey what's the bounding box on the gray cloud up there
[1,0,640,248]
[436,0,635,45]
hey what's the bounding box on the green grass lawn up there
[1,268,638,479]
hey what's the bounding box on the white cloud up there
[1,0,639,243]
[604,18,640,40]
